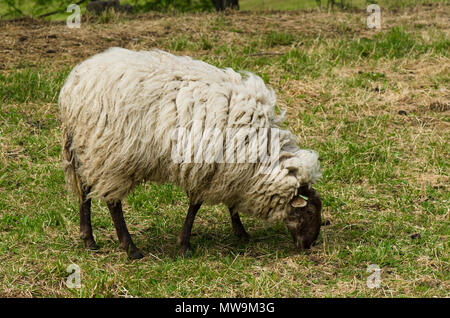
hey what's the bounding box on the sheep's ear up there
[291,195,308,208]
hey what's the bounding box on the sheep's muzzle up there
[285,186,322,250]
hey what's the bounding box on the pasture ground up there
[0,3,448,297]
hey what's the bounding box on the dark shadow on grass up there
[136,222,323,260]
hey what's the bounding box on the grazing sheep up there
[59,47,322,259]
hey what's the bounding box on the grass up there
[240,0,447,11]
[0,3,449,297]
[240,0,320,11]
[1,0,447,21]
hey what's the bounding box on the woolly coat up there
[60,47,320,221]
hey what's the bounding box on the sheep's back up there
[59,48,279,202]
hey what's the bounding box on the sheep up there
[59,47,323,259]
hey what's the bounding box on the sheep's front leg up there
[80,189,98,250]
[229,207,250,242]
[107,200,143,260]
[178,202,202,257]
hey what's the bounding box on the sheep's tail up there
[62,129,83,202]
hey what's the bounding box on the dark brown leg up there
[229,207,250,242]
[107,200,143,259]
[80,189,98,250]
[177,201,202,257]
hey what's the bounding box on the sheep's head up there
[285,185,322,250]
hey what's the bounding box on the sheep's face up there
[285,186,322,250]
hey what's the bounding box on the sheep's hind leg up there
[107,200,143,259]
[178,201,202,257]
[80,189,98,250]
[229,207,250,242]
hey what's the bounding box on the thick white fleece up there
[60,47,321,221]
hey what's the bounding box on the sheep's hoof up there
[84,239,99,250]
[128,248,144,260]
[180,245,193,258]
[234,230,250,243]
[124,243,144,259]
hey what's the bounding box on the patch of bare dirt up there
[0,4,448,69]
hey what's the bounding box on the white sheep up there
[59,47,322,258]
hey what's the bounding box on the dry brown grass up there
[0,4,448,67]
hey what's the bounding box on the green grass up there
[0,4,449,297]
[240,0,319,11]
